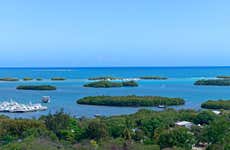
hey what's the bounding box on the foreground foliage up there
[77,95,185,106]
[0,109,229,150]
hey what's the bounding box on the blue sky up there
[0,0,229,67]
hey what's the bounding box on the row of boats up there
[0,96,51,113]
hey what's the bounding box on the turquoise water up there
[0,67,230,118]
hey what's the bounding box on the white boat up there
[158,105,166,108]
[0,100,48,113]
[42,96,51,103]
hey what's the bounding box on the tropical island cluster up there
[0,75,168,91]
[0,75,230,150]
[0,77,66,82]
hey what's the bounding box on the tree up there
[194,111,217,125]
[42,110,83,142]
[106,117,126,138]
[86,119,108,140]
[134,129,145,141]
[158,127,195,150]
[202,118,230,144]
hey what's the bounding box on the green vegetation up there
[36,78,43,81]
[201,100,230,110]
[0,78,19,81]
[16,85,57,90]
[194,79,230,86]
[77,95,185,106]
[216,75,230,79]
[1,137,65,150]
[158,127,195,149]
[140,76,168,80]
[88,76,122,80]
[122,81,138,87]
[84,80,138,88]
[23,77,33,81]
[0,109,229,150]
[51,77,66,81]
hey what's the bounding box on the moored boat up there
[42,96,51,103]
[158,105,166,108]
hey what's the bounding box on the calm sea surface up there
[0,67,230,118]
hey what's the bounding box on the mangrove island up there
[83,80,138,88]
[77,95,185,106]
[51,77,66,81]
[194,79,230,86]
[0,78,19,81]
[216,75,230,79]
[36,78,43,81]
[88,76,122,80]
[23,77,33,81]
[16,85,57,90]
[201,100,230,110]
[139,76,168,80]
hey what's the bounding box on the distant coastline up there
[0,66,230,69]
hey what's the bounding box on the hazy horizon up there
[1,66,230,68]
[0,0,229,67]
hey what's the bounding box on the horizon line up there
[0,66,230,69]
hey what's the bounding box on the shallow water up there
[0,67,230,118]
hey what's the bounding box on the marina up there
[0,100,47,113]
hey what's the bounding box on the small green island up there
[77,95,185,106]
[84,80,138,88]
[194,79,230,86]
[23,77,33,81]
[140,76,168,80]
[216,75,230,79]
[51,77,66,81]
[0,78,19,81]
[16,85,57,90]
[36,78,43,81]
[88,76,122,80]
[201,100,230,110]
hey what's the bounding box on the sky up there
[0,0,229,67]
